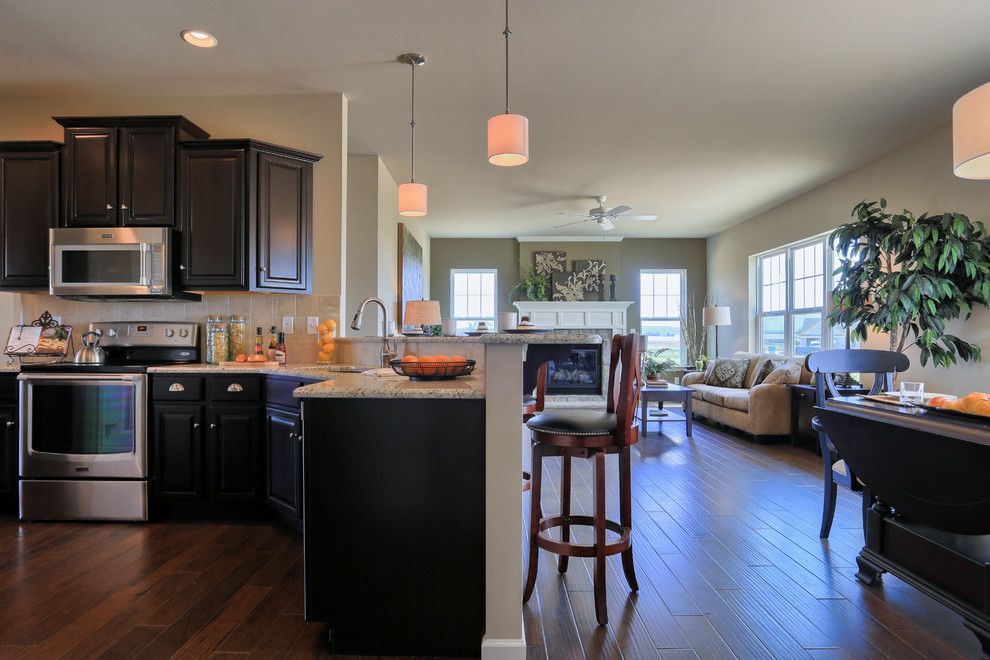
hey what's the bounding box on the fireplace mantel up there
[512,301,634,333]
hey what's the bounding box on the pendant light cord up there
[409,61,416,182]
[503,0,511,114]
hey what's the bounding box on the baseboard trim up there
[481,636,526,659]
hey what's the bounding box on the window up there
[639,269,685,361]
[450,269,497,332]
[755,233,858,357]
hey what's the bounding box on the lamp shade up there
[702,306,731,327]
[487,113,529,166]
[398,182,428,217]
[403,300,441,326]
[954,81,990,179]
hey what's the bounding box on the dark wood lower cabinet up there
[265,406,303,527]
[209,404,261,500]
[152,403,204,500]
[0,405,15,504]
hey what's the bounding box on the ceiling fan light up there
[398,182,428,217]
[600,218,615,231]
[487,113,529,166]
[954,81,990,178]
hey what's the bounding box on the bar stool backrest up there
[607,333,642,446]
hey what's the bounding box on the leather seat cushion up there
[527,410,618,436]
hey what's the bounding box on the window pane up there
[792,312,822,357]
[641,273,653,296]
[467,273,480,294]
[642,320,681,357]
[760,316,785,355]
[481,273,495,295]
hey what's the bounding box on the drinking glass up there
[900,381,924,404]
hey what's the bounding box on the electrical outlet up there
[282,316,294,334]
[306,316,320,335]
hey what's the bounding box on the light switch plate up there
[282,316,294,334]
[306,316,320,335]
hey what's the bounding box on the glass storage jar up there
[206,315,230,364]
[228,315,247,359]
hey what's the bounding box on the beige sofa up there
[681,352,812,438]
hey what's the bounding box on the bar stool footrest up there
[536,514,631,557]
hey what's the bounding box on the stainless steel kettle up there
[74,330,106,365]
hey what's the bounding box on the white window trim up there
[753,231,844,357]
[449,268,498,327]
[639,268,687,363]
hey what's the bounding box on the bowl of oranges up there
[390,355,476,381]
[920,392,990,419]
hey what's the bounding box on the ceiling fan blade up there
[554,218,593,229]
[623,214,658,221]
[588,206,604,216]
[606,205,632,216]
[557,211,591,218]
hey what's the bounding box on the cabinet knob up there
[288,432,297,439]
[5,421,13,427]
[179,264,186,270]
[297,435,303,443]
[106,204,114,210]
[210,423,218,430]
[227,383,244,393]
[260,266,267,274]
[193,422,200,429]
[121,203,128,210]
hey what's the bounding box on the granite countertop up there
[294,371,484,400]
[334,332,602,345]
[0,362,19,373]
[147,363,377,378]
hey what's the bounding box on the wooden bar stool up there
[522,333,642,626]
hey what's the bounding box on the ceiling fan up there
[554,195,658,235]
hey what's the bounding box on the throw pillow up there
[753,358,787,386]
[762,363,802,385]
[704,358,750,388]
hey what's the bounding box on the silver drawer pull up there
[168,383,185,392]
[227,383,244,393]
[193,422,200,429]
[5,421,13,427]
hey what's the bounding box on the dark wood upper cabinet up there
[179,139,321,293]
[55,116,208,228]
[0,142,60,289]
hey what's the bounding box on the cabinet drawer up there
[208,375,261,401]
[265,376,317,409]
[152,376,203,401]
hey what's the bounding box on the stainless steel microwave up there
[50,227,172,298]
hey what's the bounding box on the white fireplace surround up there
[513,301,634,406]
[511,301,633,334]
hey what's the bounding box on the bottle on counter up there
[254,326,265,359]
[274,331,286,365]
[267,324,278,361]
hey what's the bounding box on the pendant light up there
[487,0,529,166]
[953,81,990,178]
[398,53,428,216]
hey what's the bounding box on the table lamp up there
[703,305,731,358]
[403,300,441,333]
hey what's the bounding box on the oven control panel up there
[88,321,199,348]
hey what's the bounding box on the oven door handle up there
[18,373,145,383]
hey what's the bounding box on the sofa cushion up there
[753,358,788,385]
[705,358,750,388]
[689,384,750,412]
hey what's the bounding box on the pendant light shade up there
[954,81,990,179]
[488,113,529,166]
[488,0,529,167]
[398,53,428,215]
[398,182,428,217]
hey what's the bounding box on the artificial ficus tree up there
[829,199,990,367]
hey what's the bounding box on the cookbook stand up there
[4,311,74,367]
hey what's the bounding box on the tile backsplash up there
[20,292,341,364]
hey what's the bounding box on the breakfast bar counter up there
[298,332,601,658]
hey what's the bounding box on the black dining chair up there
[805,349,910,538]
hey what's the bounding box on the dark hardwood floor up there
[0,415,979,659]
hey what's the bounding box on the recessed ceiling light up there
[180,29,218,48]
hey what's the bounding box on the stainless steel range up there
[18,321,199,521]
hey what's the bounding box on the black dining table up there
[816,396,990,656]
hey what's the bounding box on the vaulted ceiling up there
[3,0,990,237]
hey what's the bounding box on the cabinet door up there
[209,404,260,500]
[179,148,246,288]
[0,406,15,498]
[265,407,302,519]
[64,128,117,227]
[256,152,311,292]
[0,148,58,288]
[119,127,175,227]
[152,403,204,500]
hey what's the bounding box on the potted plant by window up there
[830,199,990,367]
[643,350,677,385]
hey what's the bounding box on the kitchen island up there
[296,333,601,659]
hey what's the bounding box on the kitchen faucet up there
[350,297,397,367]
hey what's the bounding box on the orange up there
[970,400,990,417]
[963,392,990,403]
[400,355,419,363]
[927,396,947,408]
[449,355,467,365]
[234,354,247,363]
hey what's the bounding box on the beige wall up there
[344,154,428,334]
[708,125,990,393]
[431,237,708,337]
